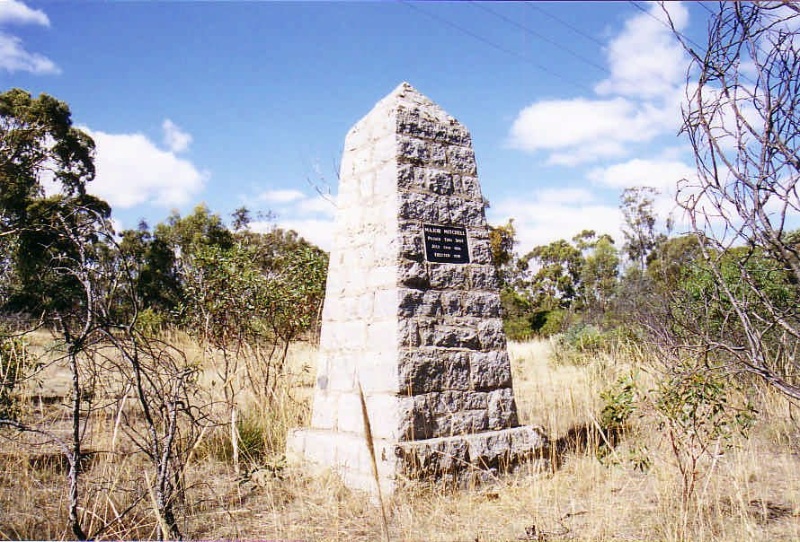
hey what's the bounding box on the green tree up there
[154,204,234,258]
[579,233,619,321]
[0,88,109,313]
[521,238,583,310]
[488,219,517,287]
[663,1,800,399]
[620,187,661,273]
[0,89,95,231]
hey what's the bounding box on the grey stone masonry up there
[286,82,548,495]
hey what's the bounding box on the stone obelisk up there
[287,82,547,495]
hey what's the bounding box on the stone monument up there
[287,82,547,495]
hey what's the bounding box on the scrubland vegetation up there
[2,335,798,541]
[1,2,799,540]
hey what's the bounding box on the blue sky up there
[1,0,711,253]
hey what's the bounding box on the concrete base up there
[286,425,550,496]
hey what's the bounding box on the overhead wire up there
[627,1,758,88]
[470,1,610,75]
[699,2,716,16]
[402,1,723,96]
[627,0,708,53]
[524,3,606,48]
[400,0,597,94]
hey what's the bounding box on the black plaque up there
[423,224,470,264]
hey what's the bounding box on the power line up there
[627,0,707,53]
[525,3,606,48]
[699,2,716,16]
[400,0,596,93]
[471,1,609,75]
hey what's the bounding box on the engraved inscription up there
[423,224,470,264]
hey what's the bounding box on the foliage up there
[664,1,800,400]
[576,231,619,321]
[599,373,638,433]
[620,187,663,272]
[550,323,615,366]
[498,228,621,339]
[654,358,756,516]
[500,288,535,341]
[0,88,110,314]
[488,219,517,286]
[520,238,582,310]
[0,88,95,227]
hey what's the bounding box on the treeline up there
[491,186,669,341]
[0,88,328,539]
[0,88,327,342]
[491,184,800,402]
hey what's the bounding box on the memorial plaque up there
[424,224,470,264]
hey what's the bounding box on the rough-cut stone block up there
[395,427,549,486]
[287,82,546,497]
[488,388,519,429]
[398,349,471,395]
[358,351,399,394]
[397,137,430,163]
[427,169,455,195]
[450,199,485,226]
[399,192,444,223]
[469,266,499,291]
[398,224,425,261]
[325,352,356,392]
[397,162,424,191]
[446,146,477,175]
[469,241,493,265]
[337,393,365,434]
[398,319,421,348]
[463,291,502,318]
[470,351,513,390]
[398,260,429,289]
[367,320,395,348]
[460,175,482,199]
[310,391,338,429]
[478,319,507,351]
[429,264,468,290]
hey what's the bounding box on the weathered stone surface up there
[395,426,550,485]
[398,349,471,394]
[470,351,512,390]
[286,82,547,496]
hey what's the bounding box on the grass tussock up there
[2,336,799,541]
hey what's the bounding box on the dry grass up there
[2,336,800,541]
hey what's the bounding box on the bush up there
[551,323,617,366]
[600,373,638,432]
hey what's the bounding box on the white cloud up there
[259,189,306,204]
[161,119,192,153]
[489,189,623,252]
[508,2,689,165]
[587,157,699,235]
[249,189,336,250]
[509,94,682,166]
[594,1,688,99]
[0,32,58,74]
[297,195,336,216]
[0,0,58,75]
[0,0,49,26]
[588,158,695,192]
[253,218,334,252]
[83,128,208,209]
